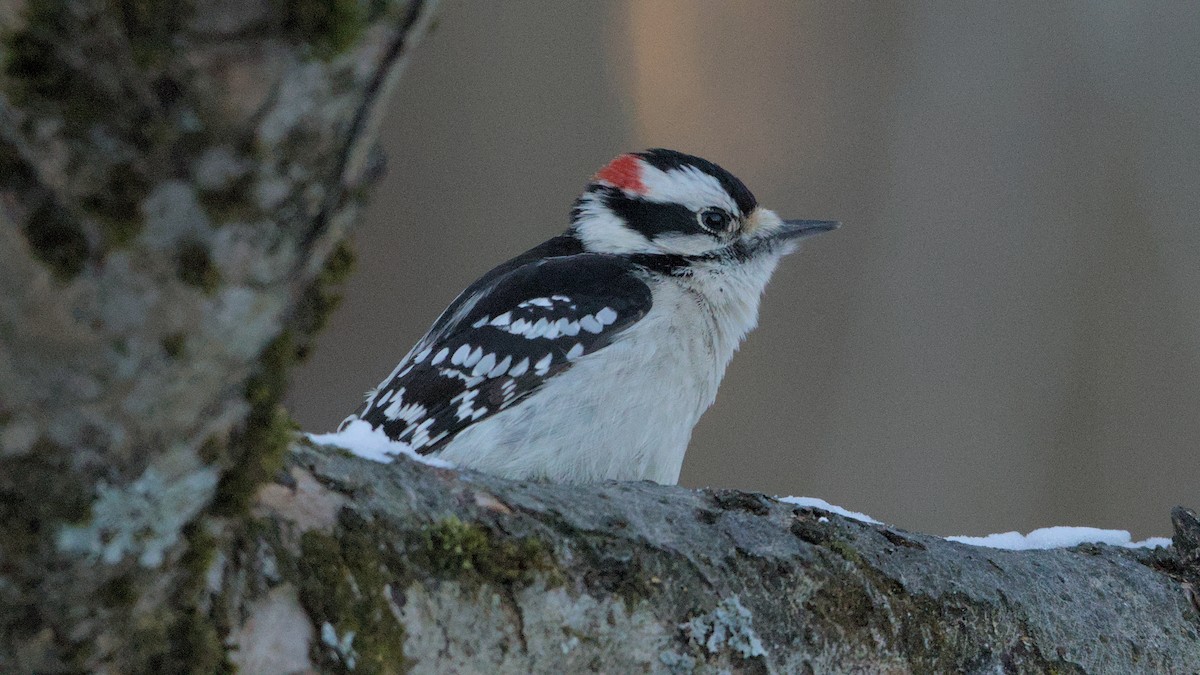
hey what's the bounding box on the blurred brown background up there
[287,1,1200,538]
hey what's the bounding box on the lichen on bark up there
[239,445,1199,672]
[0,0,436,669]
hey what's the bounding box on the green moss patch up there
[112,0,191,68]
[0,442,92,562]
[3,2,109,132]
[150,523,230,674]
[208,239,355,514]
[1,130,95,283]
[0,442,94,663]
[176,240,221,294]
[293,240,355,360]
[81,163,149,247]
[161,332,186,359]
[277,0,367,59]
[197,435,224,464]
[297,524,408,673]
[23,203,90,280]
[159,609,230,675]
[281,510,558,672]
[0,140,38,193]
[411,515,557,587]
[211,333,298,516]
[198,175,259,224]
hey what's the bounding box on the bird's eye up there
[698,208,732,233]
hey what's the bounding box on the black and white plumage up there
[341,149,837,483]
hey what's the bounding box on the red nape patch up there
[593,154,646,194]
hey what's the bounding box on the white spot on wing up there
[413,347,432,364]
[595,307,618,325]
[438,368,484,388]
[451,344,470,366]
[566,343,584,359]
[534,353,552,376]
[508,357,529,377]
[529,318,549,339]
[472,315,489,328]
[472,352,496,377]
[407,418,435,448]
[385,390,427,424]
[463,346,483,367]
[452,389,480,421]
[488,355,512,378]
[489,312,512,327]
[431,347,449,365]
[499,311,592,340]
[499,379,518,406]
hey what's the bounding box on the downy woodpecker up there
[341,149,837,483]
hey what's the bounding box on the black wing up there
[352,252,653,453]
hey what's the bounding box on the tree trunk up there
[0,0,436,670]
[1,2,1197,672]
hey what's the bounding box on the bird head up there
[570,149,837,258]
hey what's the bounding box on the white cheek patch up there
[572,192,656,254]
[638,164,739,215]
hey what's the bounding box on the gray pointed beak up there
[778,219,840,240]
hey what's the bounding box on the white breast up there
[436,253,784,484]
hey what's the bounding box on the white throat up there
[679,252,784,361]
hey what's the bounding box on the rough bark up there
[0,0,437,670]
[0,1,1198,673]
[228,445,1198,673]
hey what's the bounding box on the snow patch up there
[775,497,1170,551]
[307,420,454,468]
[777,496,882,524]
[947,527,1171,551]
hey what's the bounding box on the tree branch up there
[230,442,1198,672]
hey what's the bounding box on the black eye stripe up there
[600,189,696,238]
[601,186,745,242]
